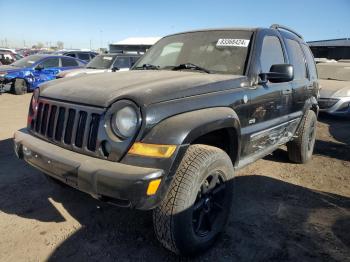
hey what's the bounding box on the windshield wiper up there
[171,63,211,74]
[86,66,98,69]
[134,64,159,70]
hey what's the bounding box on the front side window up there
[39,58,59,68]
[61,57,79,67]
[260,35,285,72]
[133,30,253,75]
[66,53,76,58]
[285,39,307,80]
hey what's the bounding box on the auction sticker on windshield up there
[103,56,113,60]
[216,39,250,47]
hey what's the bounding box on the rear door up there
[283,38,309,115]
[301,44,319,98]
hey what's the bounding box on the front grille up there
[30,98,104,156]
[318,98,339,109]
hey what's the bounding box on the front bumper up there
[14,129,164,210]
[318,97,350,116]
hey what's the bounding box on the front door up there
[241,31,290,157]
[32,57,60,87]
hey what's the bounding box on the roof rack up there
[270,24,303,39]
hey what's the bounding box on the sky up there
[1,0,349,49]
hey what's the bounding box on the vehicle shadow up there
[264,116,350,163]
[0,138,349,261]
[318,114,350,146]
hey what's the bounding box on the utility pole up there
[99,30,103,49]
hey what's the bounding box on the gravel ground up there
[0,93,349,262]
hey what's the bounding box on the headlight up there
[111,104,139,138]
[0,72,7,78]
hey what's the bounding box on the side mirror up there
[259,64,294,84]
[35,64,44,71]
[111,67,119,72]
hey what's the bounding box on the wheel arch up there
[142,107,241,166]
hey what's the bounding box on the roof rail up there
[270,24,303,39]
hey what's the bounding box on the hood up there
[0,65,29,74]
[58,68,109,78]
[40,70,247,107]
[319,79,350,98]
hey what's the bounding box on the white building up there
[109,37,161,54]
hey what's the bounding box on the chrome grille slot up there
[75,111,87,148]
[64,109,76,144]
[55,107,65,141]
[40,104,49,135]
[87,114,100,151]
[47,105,57,138]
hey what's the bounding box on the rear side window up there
[285,39,307,80]
[61,57,79,67]
[66,53,76,58]
[78,53,90,61]
[39,58,59,68]
[130,56,140,66]
[260,36,285,72]
[113,57,130,69]
[301,44,317,80]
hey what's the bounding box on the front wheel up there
[13,78,28,95]
[153,144,234,255]
[287,110,317,163]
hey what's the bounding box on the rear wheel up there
[13,78,28,95]
[287,110,317,163]
[153,144,234,255]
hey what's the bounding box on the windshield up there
[86,55,116,69]
[133,30,253,75]
[11,55,42,68]
[317,63,350,81]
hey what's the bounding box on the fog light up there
[147,179,161,196]
[23,146,31,156]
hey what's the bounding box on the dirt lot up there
[0,93,349,262]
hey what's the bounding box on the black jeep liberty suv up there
[14,24,319,255]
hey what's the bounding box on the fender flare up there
[305,96,319,116]
[142,107,241,146]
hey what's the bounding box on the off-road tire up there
[287,110,317,163]
[153,144,234,255]
[14,78,28,95]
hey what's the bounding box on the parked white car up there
[317,61,350,116]
[56,53,141,78]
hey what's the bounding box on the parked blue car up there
[0,54,87,95]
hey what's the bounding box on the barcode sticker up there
[216,39,250,47]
